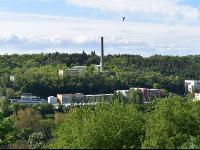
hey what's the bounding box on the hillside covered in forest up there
[0,51,200,97]
[0,52,199,98]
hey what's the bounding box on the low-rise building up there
[185,80,200,94]
[57,93,85,105]
[149,89,162,98]
[131,88,147,102]
[85,94,114,102]
[131,88,162,99]
[57,94,73,105]
[56,93,113,106]
[116,88,162,102]
[59,61,108,78]
[48,96,57,105]
[11,93,47,104]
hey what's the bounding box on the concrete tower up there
[100,37,104,72]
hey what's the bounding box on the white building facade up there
[48,96,57,105]
[185,80,200,94]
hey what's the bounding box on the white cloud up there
[66,0,200,23]
[0,11,200,56]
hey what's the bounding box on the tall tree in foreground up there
[142,96,200,149]
[45,101,144,149]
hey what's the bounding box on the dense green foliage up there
[46,101,144,149]
[0,117,15,147]
[142,97,197,149]
[1,52,200,149]
[1,90,200,149]
[44,96,200,149]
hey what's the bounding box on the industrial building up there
[59,37,105,78]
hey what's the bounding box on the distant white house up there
[185,80,200,94]
[48,96,57,105]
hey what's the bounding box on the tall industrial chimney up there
[100,37,104,72]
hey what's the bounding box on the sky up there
[0,0,200,56]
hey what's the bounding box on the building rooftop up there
[48,96,56,98]
[185,80,200,82]
[57,93,84,96]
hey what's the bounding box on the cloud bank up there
[66,0,200,23]
[0,0,200,56]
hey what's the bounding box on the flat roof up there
[185,80,200,82]
[57,93,84,96]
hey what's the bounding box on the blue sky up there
[0,0,200,56]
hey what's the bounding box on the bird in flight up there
[122,17,126,21]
